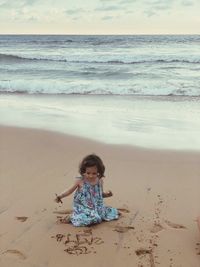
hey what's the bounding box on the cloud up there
[181,0,194,6]
[144,10,156,17]
[10,8,40,22]
[101,15,114,20]
[0,0,21,8]
[118,0,139,4]
[147,0,174,10]
[0,0,67,23]
[98,0,114,2]
[142,0,175,17]
[0,0,38,8]
[23,0,39,5]
[95,5,121,11]
[8,5,63,23]
[65,8,85,15]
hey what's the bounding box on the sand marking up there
[64,245,91,255]
[15,216,28,222]
[136,194,164,266]
[117,208,130,213]
[114,226,135,233]
[52,229,103,255]
[2,249,26,260]
[116,210,139,251]
[150,223,164,233]
[53,209,72,215]
[135,249,155,267]
[164,220,186,229]
[56,215,71,224]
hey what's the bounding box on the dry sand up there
[0,125,200,267]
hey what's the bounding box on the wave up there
[27,39,74,44]
[0,53,37,62]
[1,53,200,65]
[1,90,199,97]
[0,79,200,97]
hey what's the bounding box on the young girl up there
[55,154,119,227]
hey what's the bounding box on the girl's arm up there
[100,178,113,198]
[55,180,81,203]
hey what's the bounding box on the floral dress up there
[70,177,119,227]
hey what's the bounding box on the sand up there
[0,125,200,267]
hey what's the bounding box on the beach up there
[1,34,200,267]
[1,125,200,267]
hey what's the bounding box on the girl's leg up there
[71,212,102,227]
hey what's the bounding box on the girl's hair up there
[79,154,105,178]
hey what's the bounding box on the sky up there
[0,0,199,34]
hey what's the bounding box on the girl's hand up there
[103,190,113,198]
[106,190,113,197]
[54,194,63,204]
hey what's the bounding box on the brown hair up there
[79,154,105,178]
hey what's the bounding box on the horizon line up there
[0,33,200,35]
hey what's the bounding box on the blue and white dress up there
[70,177,119,227]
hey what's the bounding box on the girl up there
[55,154,119,227]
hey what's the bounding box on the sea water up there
[0,35,200,150]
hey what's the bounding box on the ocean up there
[0,35,200,95]
[0,35,200,150]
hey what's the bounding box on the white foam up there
[0,79,200,96]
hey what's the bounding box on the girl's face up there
[84,166,98,181]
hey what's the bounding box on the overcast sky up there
[0,0,199,34]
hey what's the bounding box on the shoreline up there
[2,124,200,155]
[1,93,200,151]
[0,125,200,267]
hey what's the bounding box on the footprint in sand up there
[195,243,200,255]
[164,220,186,229]
[117,208,130,213]
[53,209,72,215]
[15,216,28,222]
[113,225,135,233]
[135,248,155,267]
[93,237,104,245]
[2,250,26,260]
[135,248,152,256]
[150,223,164,233]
